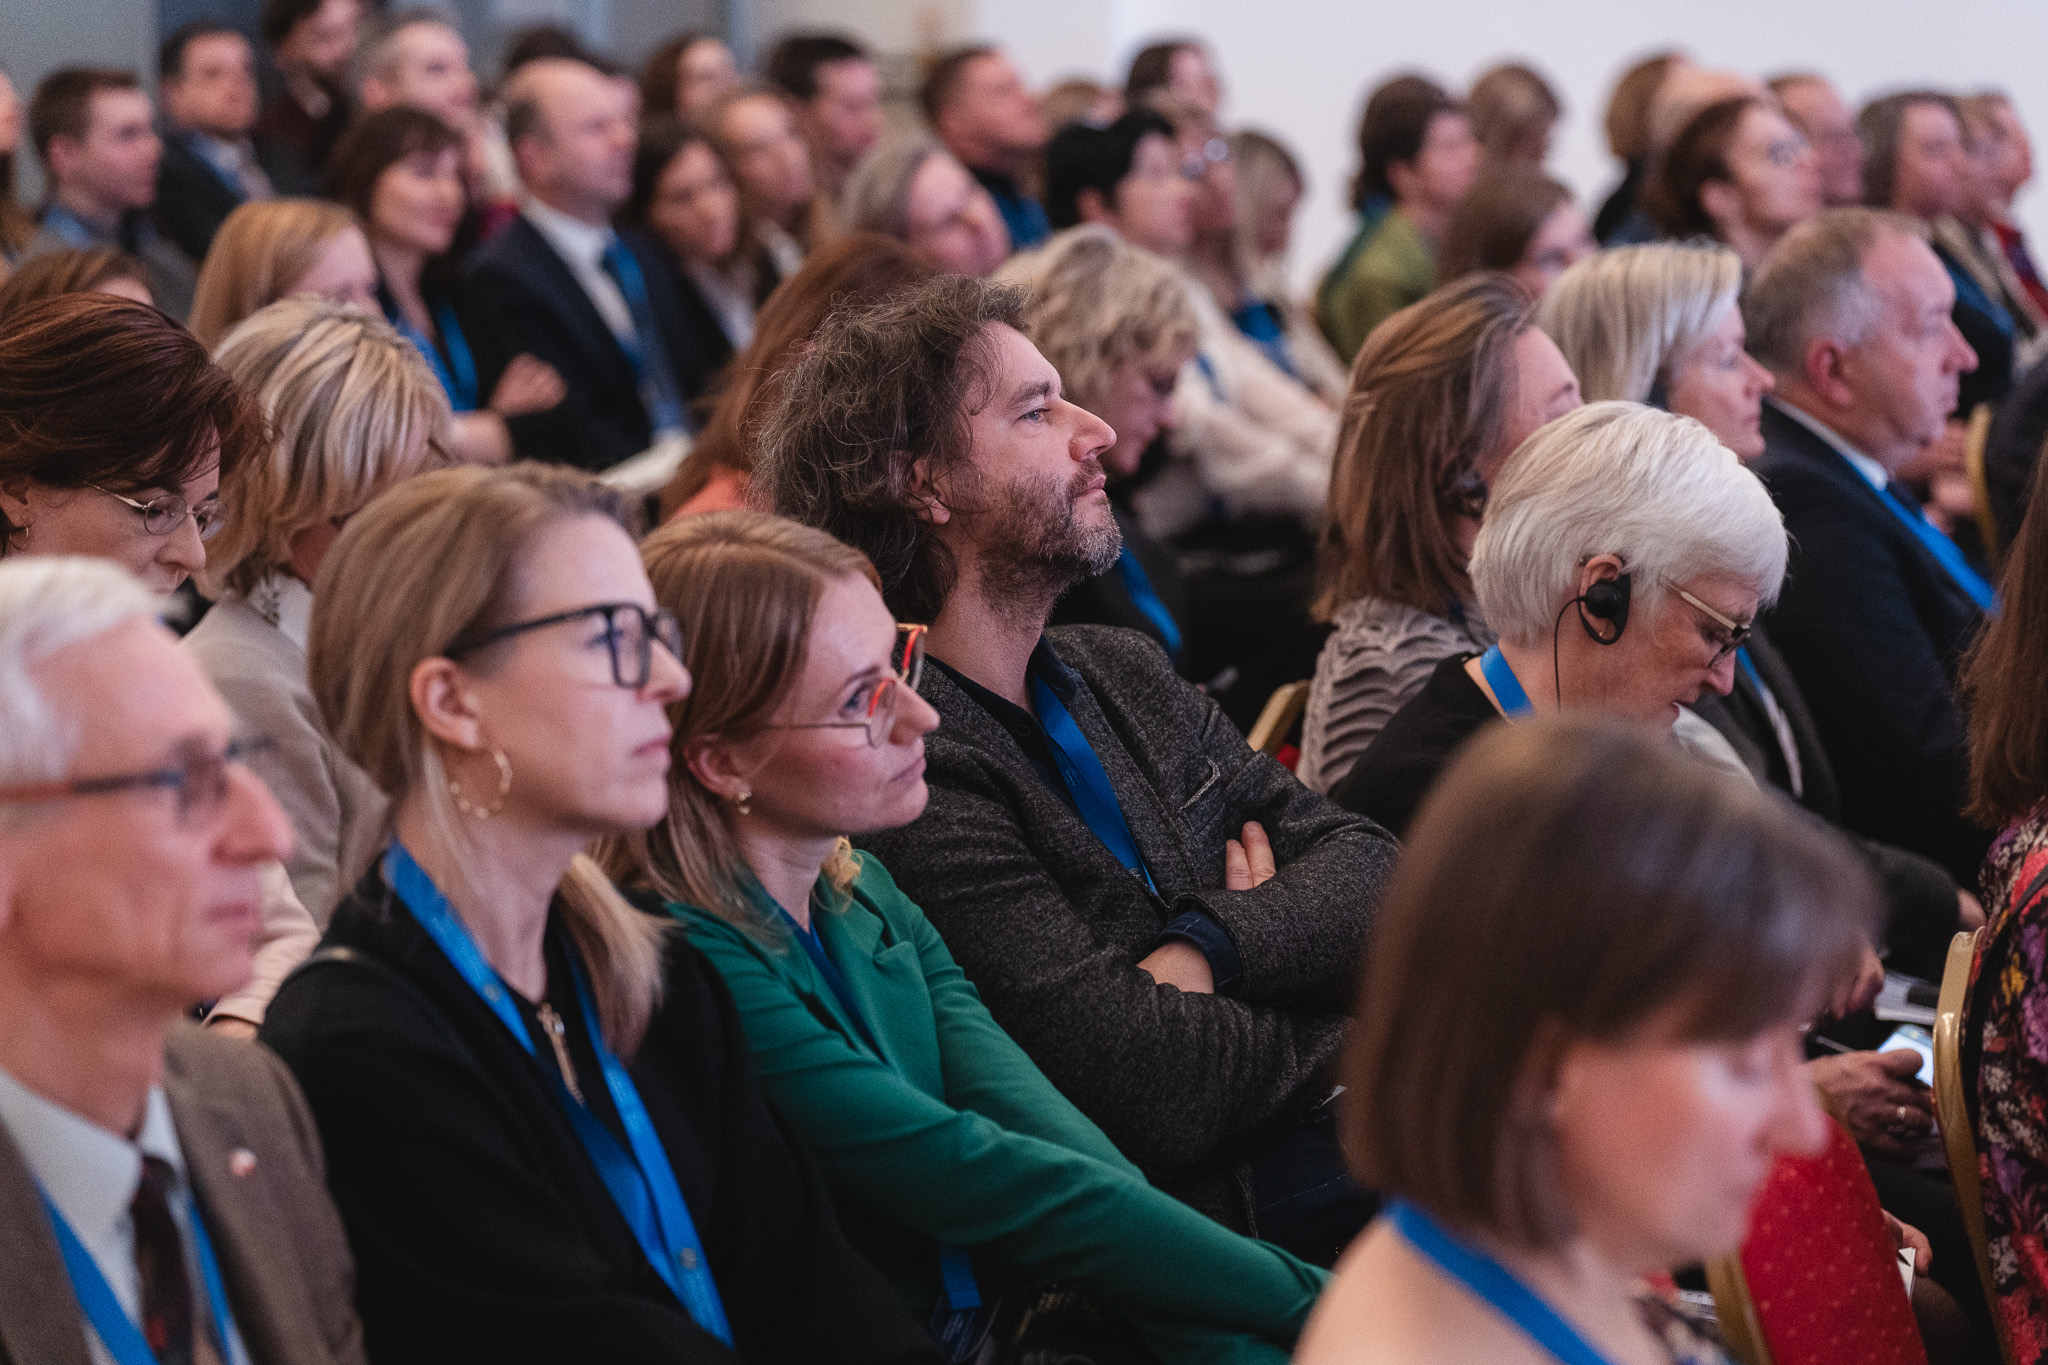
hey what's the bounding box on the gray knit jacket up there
[858,625,1398,1231]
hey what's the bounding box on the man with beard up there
[757,275,1396,1268]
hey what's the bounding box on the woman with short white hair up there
[186,296,450,925]
[1330,401,1785,837]
[842,133,1010,278]
[1538,241,1776,458]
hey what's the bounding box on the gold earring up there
[450,747,513,819]
[732,788,752,816]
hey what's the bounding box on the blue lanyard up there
[1026,673,1157,894]
[383,843,734,1346]
[1878,483,1998,614]
[38,1182,241,1365]
[1110,546,1182,658]
[1478,645,1533,717]
[1389,1201,1622,1365]
[389,306,479,414]
[773,902,985,1353]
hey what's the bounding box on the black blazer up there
[1752,400,1993,884]
[1689,625,1959,977]
[466,217,714,471]
[153,131,297,263]
[260,865,940,1365]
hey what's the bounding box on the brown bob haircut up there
[0,246,149,319]
[756,274,1023,624]
[1441,164,1573,283]
[637,30,716,119]
[324,105,465,222]
[1647,95,1759,240]
[1859,90,1965,211]
[1343,716,1876,1248]
[1315,272,1533,622]
[1965,460,2048,827]
[0,294,263,547]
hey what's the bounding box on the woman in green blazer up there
[605,511,1328,1365]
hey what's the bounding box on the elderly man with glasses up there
[0,555,367,1365]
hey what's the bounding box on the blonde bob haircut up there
[996,224,1199,413]
[1536,242,1742,404]
[602,510,877,936]
[204,298,451,599]
[1344,715,1875,1249]
[308,463,669,1056]
[188,198,361,349]
[1470,401,1787,647]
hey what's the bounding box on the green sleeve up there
[680,906,1327,1354]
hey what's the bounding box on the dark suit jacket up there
[1753,400,1993,884]
[466,216,713,471]
[1689,626,1960,977]
[153,131,296,264]
[857,625,1396,1231]
[260,865,940,1365]
[0,1023,366,1365]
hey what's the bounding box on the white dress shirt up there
[0,1066,248,1365]
[521,196,636,342]
[1768,396,1893,494]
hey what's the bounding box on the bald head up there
[504,57,636,222]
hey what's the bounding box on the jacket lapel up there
[0,1120,96,1365]
[814,885,943,1095]
[508,218,637,380]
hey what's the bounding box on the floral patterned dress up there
[1965,800,2048,1361]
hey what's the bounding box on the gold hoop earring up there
[450,747,513,819]
[732,789,752,816]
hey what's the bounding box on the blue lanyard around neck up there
[38,1180,241,1365]
[1110,547,1182,658]
[383,843,734,1347]
[1478,645,1534,717]
[387,297,479,412]
[1389,1201,1623,1365]
[1877,483,1998,614]
[1026,672,1157,894]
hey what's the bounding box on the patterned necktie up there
[133,1154,195,1365]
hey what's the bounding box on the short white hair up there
[0,558,160,797]
[1471,402,1787,646]
[1537,243,1742,403]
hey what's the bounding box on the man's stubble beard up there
[966,463,1123,628]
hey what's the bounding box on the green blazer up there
[673,854,1326,1365]
[1318,206,1436,364]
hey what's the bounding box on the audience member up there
[1541,241,1978,981]
[1318,76,1478,363]
[1962,450,2048,1359]
[764,33,886,209]
[637,31,739,124]
[471,58,712,469]
[188,298,446,927]
[154,23,288,264]
[703,84,821,276]
[1983,339,2048,553]
[1300,274,1580,793]
[0,66,32,267]
[498,23,610,78]
[1331,401,1782,836]
[1863,90,2016,417]
[1772,72,1868,206]
[256,0,360,183]
[0,555,369,1365]
[1947,95,2048,352]
[351,11,501,221]
[1125,39,1224,118]
[922,46,1053,252]
[187,198,376,348]
[1167,102,1292,374]
[1231,129,1350,402]
[0,244,151,315]
[24,68,196,319]
[1438,164,1592,301]
[1593,50,1685,243]
[620,510,1328,1362]
[1648,95,1822,271]
[761,275,1396,1263]
[657,233,934,520]
[1744,207,1992,884]
[1044,108,1192,257]
[1300,716,1874,1364]
[841,133,1011,277]
[327,107,567,464]
[1961,92,2048,323]
[999,224,1200,655]
[259,462,942,1364]
[1042,77,1120,133]
[1600,63,1765,247]
[1466,62,1562,166]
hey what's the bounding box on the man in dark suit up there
[154,24,295,265]
[1744,207,1994,885]
[0,556,365,1365]
[469,58,712,472]
[758,276,1396,1266]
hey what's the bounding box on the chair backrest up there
[1246,680,1312,757]
[1934,926,2015,1364]
[1714,1116,1927,1365]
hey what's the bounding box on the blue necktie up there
[599,240,686,437]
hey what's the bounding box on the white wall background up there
[745,0,2048,294]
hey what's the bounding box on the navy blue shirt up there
[970,167,1049,253]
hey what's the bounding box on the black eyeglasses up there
[91,484,226,541]
[765,624,927,748]
[1673,587,1752,666]
[0,735,274,827]
[447,602,685,689]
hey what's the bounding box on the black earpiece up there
[1578,572,1632,645]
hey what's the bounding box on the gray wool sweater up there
[858,625,1397,1232]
